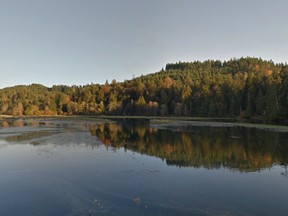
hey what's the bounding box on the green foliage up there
[0,57,287,121]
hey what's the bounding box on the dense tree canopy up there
[1,57,288,121]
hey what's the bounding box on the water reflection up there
[1,118,288,215]
[90,121,288,172]
[0,118,48,127]
[2,118,288,172]
[0,119,101,151]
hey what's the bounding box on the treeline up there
[1,57,288,121]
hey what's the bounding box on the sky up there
[0,0,287,88]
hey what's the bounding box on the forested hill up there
[1,57,288,121]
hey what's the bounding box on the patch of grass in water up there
[150,120,288,133]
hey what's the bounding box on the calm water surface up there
[0,118,288,216]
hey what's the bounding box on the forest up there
[1,57,288,121]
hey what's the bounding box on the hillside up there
[1,57,288,121]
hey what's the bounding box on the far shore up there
[1,115,288,132]
[0,115,112,123]
[0,115,237,122]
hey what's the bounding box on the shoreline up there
[1,115,288,132]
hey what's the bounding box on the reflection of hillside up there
[90,123,288,171]
[0,119,48,128]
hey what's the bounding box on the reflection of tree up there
[0,119,99,146]
[90,123,288,171]
[281,165,288,178]
[0,119,44,128]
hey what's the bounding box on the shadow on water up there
[89,119,288,172]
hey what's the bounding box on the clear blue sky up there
[0,0,287,88]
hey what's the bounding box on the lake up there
[0,118,288,216]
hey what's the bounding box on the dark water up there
[0,118,288,216]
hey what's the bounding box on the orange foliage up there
[265,70,273,76]
[162,77,173,89]
[102,85,111,94]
